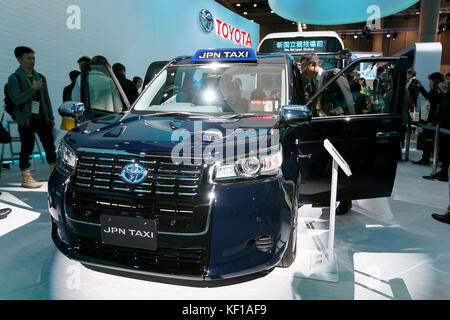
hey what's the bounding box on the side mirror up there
[58,101,85,125]
[275,105,312,128]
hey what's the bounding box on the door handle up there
[376,131,399,138]
[297,153,312,160]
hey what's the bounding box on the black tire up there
[278,176,300,268]
[277,213,298,268]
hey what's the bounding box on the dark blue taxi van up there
[49,48,408,280]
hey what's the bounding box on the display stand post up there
[297,139,352,283]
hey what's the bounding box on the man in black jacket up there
[424,81,449,182]
[406,69,428,111]
[430,77,450,223]
[413,72,445,166]
[300,53,354,117]
[112,63,138,108]
[62,70,81,102]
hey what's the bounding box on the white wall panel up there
[0,0,259,157]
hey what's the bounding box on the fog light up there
[255,235,273,252]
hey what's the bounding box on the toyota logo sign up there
[199,9,214,33]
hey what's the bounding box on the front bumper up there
[49,168,293,280]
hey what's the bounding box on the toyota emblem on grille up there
[121,163,148,184]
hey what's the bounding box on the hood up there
[64,113,279,156]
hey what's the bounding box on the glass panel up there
[87,64,123,113]
[134,64,286,116]
[308,60,398,117]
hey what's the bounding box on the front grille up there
[69,150,212,233]
[74,236,206,276]
[74,151,205,198]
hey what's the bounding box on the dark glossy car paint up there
[49,50,406,280]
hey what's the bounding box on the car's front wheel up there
[277,176,300,268]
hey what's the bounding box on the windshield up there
[133,64,287,116]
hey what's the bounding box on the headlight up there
[57,141,77,173]
[214,150,282,181]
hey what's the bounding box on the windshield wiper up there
[220,113,258,119]
[147,111,212,118]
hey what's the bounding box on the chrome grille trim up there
[69,147,214,236]
[73,149,205,197]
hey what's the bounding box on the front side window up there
[133,64,287,116]
[307,60,400,117]
[86,64,123,113]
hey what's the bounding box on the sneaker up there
[431,213,450,224]
[0,208,11,220]
[336,201,352,216]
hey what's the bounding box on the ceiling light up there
[354,34,358,39]
[236,3,241,7]
[254,3,257,7]
[270,10,274,14]
[243,11,248,15]
[386,33,391,38]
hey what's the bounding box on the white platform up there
[0,147,449,300]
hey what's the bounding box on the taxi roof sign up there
[192,48,257,63]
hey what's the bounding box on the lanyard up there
[406,79,413,88]
[26,75,36,87]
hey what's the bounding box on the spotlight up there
[270,10,274,14]
[386,33,391,38]
[243,11,248,15]
[236,3,241,7]
[353,34,358,39]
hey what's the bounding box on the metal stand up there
[296,139,352,283]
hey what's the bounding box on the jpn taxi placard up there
[192,48,257,62]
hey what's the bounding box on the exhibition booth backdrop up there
[0,0,259,157]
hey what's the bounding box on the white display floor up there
[0,148,449,300]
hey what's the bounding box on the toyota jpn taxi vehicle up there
[49,48,408,280]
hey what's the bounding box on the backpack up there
[3,74,21,121]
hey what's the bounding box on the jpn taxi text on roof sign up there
[192,48,257,62]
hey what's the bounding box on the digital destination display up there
[274,39,328,53]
